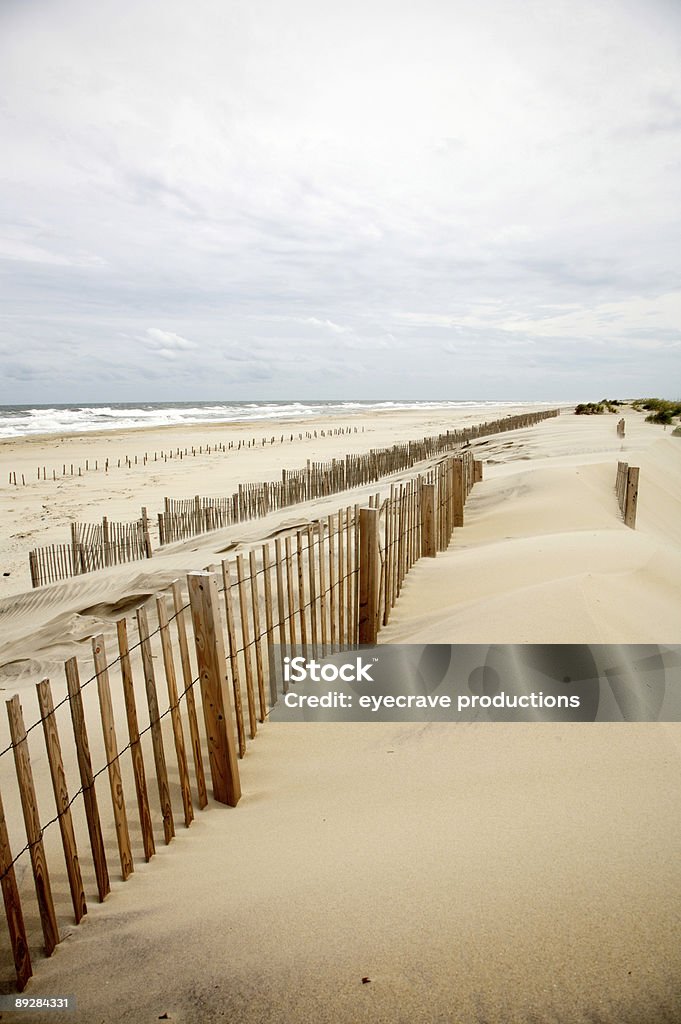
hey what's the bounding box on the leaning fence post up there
[187,572,241,806]
[358,508,380,645]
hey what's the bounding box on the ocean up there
[0,401,544,439]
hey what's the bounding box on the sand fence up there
[157,410,557,545]
[24,411,557,588]
[28,515,153,589]
[615,461,640,529]
[1,448,480,992]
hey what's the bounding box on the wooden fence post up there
[65,658,110,902]
[358,508,380,645]
[92,637,134,880]
[0,783,32,989]
[116,618,157,859]
[36,679,87,923]
[102,516,110,567]
[28,550,39,588]
[474,460,483,483]
[170,582,208,810]
[136,607,175,845]
[452,458,464,529]
[187,572,241,806]
[70,522,81,575]
[155,598,194,828]
[624,466,639,529]
[6,696,60,956]
[141,507,153,557]
[421,483,437,557]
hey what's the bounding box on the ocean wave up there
[0,400,548,439]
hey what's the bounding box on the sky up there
[1,0,680,403]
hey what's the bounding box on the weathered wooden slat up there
[236,556,257,739]
[248,550,267,722]
[156,596,194,827]
[296,532,308,647]
[36,679,87,923]
[6,696,60,955]
[92,637,134,879]
[136,606,175,845]
[116,618,156,860]
[171,581,208,809]
[261,544,277,706]
[221,561,246,757]
[0,781,33,989]
[274,538,288,692]
[65,657,110,902]
[284,536,298,651]
[187,572,241,806]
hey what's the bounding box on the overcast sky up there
[1,0,680,403]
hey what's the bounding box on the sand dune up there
[1,406,679,1023]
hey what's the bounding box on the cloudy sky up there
[1,0,680,402]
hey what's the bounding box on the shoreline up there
[0,400,565,447]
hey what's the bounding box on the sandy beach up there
[0,404,680,1024]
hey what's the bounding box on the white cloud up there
[302,317,348,334]
[144,328,197,351]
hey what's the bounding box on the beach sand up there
[0,405,679,1023]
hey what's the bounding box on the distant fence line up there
[616,461,639,529]
[1,449,477,991]
[158,409,559,544]
[28,515,153,588]
[5,425,365,488]
[25,409,558,587]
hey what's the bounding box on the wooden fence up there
[159,409,558,544]
[28,514,153,588]
[0,450,479,992]
[616,461,639,529]
[6,425,364,488]
[25,410,557,587]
